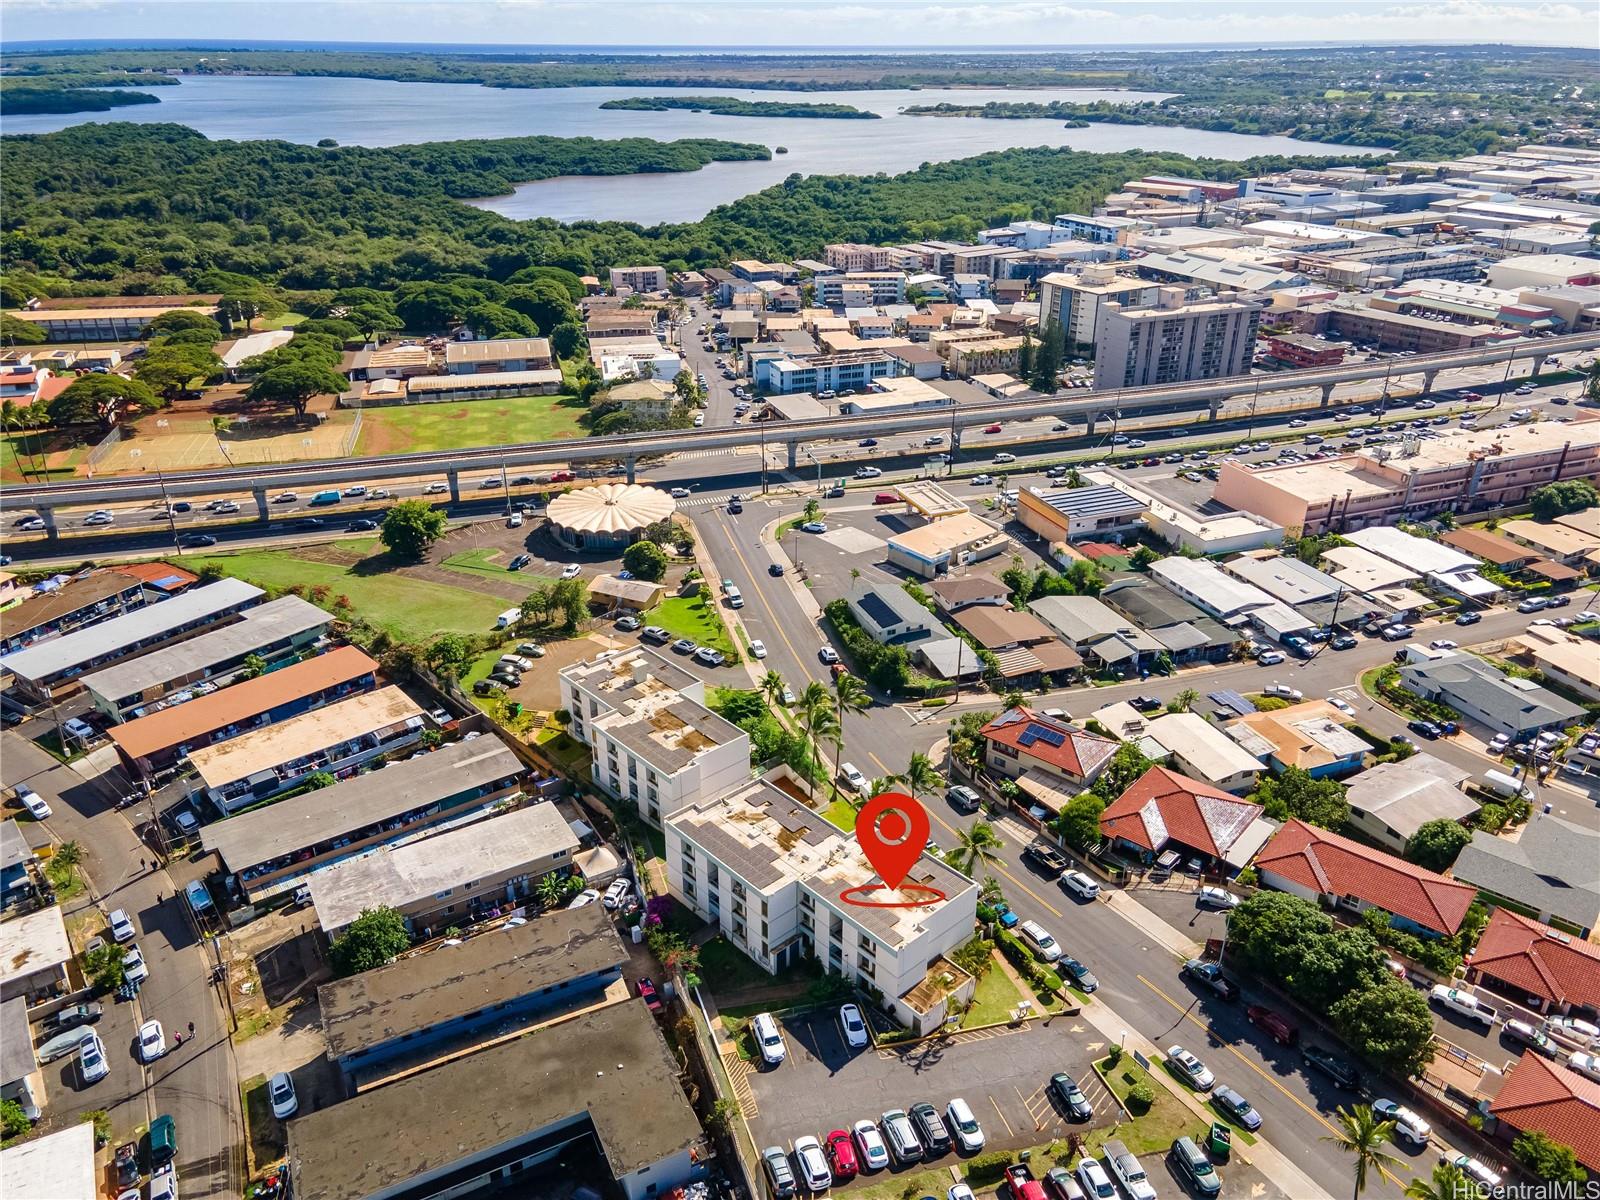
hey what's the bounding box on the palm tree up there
[760,670,787,712]
[831,672,871,795]
[951,821,1004,876]
[54,841,82,869]
[797,681,839,800]
[897,751,942,807]
[1403,1162,1471,1200]
[1172,687,1200,713]
[1323,1104,1402,1200]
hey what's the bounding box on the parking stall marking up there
[722,1051,760,1119]
[990,1094,1016,1139]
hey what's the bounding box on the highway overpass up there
[6,331,1595,531]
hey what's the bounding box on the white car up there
[791,1136,831,1193]
[838,1002,869,1050]
[15,784,51,820]
[1442,1154,1500,1192]
[1264,682,1303,700]
[670,487,691,498]
[1546,1016,1600,1046]
[852,1119,889,1171]
[751,1012,787,1066]
[79,1031,109,1084]
[1061,870,1100,901]
[560,564,581,580]
[1166,1045,1215,1091]
[423,482,448,494]
[83,511,115,526]
[1076,1157,1115,1200]
[945,1097,985,1153]
[1325,696,1356,717]
[123,945,149,984]
[269,1071,299,1118]
[1102,1141,1156,1200]
[749,640,767,659]
[1568,1052,1600,1083]
[1197,886,1239,910]
[602,878,635,910]
[137,1019,165,1062]
[17,516,46,531]
[1257,650,1285,666]
[565,888,602,909]
[949,1186,977,1200]
[854,466,883,478]
[108,909,136,943]
[1429,639,1458,650]
[1429,984,1496,1027]
[1373,1099,1431,1146]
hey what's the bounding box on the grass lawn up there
[1095,1055,1203,1156]
[534,727,590,771]
[647,594,738,658]
[962,963,1025,1028]
[441,547,557,586]
[820,798,856,831]
[239,1075,287,1172]
[358,393,588,456]
[189,546,508,642]
[699,936,776,992]
[3,431,89,485]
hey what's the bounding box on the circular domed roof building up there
[545,483,676,551]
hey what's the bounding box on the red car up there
[824,1129,858,1181]
[549,470,576,483]
[1004,1164,1047,1200]
[873,492,899,505]
[1246,1004,1297,1046]
[984,423,1003,434]
[637,977,663,1014]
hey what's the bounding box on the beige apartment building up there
[609,265,668,293]
[1215,419,1600,534]
[1092,288,1263,391]
[1038,265,1161,350]
[823,243,894,272]
[945,337,1025,378]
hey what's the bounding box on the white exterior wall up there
[591,722,749,827]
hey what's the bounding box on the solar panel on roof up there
[1019,723,1066,748]
[1207,690,1257,717]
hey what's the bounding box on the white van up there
[726,586,744,609]
[495,608,521,629]
[751,1012,787,1066]
[1483,768,1533,801]
[838,763,869,793]
[497,654,536,674]
[1019,919,1062,963]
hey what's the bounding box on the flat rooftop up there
[0,571,142,638]
[0,904,70,988]
[0,1122,95,1200]
[308,803,579,932]
[186,685,422,789]
[318,902,622,1061]
[287,1000,701,1200]
[110,645,375,763]
[565,646,699,702]
[443,337,550,363]
[204,737,523,873]
[672,779,973,950]
[887,512,1003,558]
[0,578,263,682]
[409,368,563,392]
[594,695,743,776]
[81,596,332,703]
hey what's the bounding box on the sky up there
[4,0,1596,50]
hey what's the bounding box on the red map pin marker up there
[855,792,930,890]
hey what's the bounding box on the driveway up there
[742,1009,1115,1158]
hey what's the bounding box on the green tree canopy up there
[1511,1130,1586,1184]
[1329,979,1435,1078]
[550,321,585,359]
[1404,818,1473,873]
[381,498,448,560]
[329,906,411,976]
[1529,480,1597,522]
[424,632,477,682]
[142,309,223,342]
[0,311,45,344]
[1254,766,1349,829]
[48,374,161,430]
[621,539,668,582]
[134,341,222,400]
[1053,792,1107,851]
[463,301,538,339]
[245,360,349,419]
[1091,742,1154,801]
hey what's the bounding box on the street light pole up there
[500,456,511,516]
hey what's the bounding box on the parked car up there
[123,945,149,984]
[1197,886,1239,910]
[108,909,136,943]
[908,1102,952,1157]
[1018,920,1062,963]
[943,1097,984,1153]
[637,977,663,1014]
[762,1145,797,1199]
[137,1019,166,1063]
[560,564,582,580]
[1181,958,1238,1000]
[1429,984,1496,1027]
[1441,1153,1501,1193]
[1548,1016,1600,1047]
[268,1071,298,1119]
[880,1109,923,1167]
[615,615,642,632]
[1024,840,1068,874]
[1170,1136,1222,1199]
[823,1129,858,1181]
[1059,957,1098,992]
[838,1002,869,1050]
[1568,1052,1600,1083]
[1302,1044,1360,1089]
[566,888,602,909]
[1373,1099,1431,1146]
[1263,682,1302,700]
[1212,1084,1262,1130]
[1004,1164,1048,1200]
[751,1012,787,1066]
[1050,1071,1093,1120]
[15,784,50,820]
[694,647,726,667]
[818,647,840,665]
[79,1031,109,1084]
[791,1136,831,1192]
[1075,1157,1115,1200]
[1167,1045,1215,1090]
[1130,695,1163,713]
[44,1003,103,1035]
[1102,1139,1157,1200]
[1043,1167,1085,1200]
[946,785,981,812]
[851,1120,889,1171]
[1256,650,1286,666]
[1246,1005,1298,1046]
[1503,1019,1557,1058]
[602,877,635,910]
[671,638,697,654]
[1060,870,1100,901]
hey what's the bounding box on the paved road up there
[3,733,239,1199]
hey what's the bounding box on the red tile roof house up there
[1099,766,1274,871]
[1488,1054,1600,1176]
[1465,907,1600,1018]
[1253,818,1478,938]
[980,707,1117,789]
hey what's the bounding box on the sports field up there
[87,410,357,474]
[356,393,587,456]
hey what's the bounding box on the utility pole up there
[156,466,181,554]
[500,456,511,516]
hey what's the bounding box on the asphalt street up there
[3,732,239,1199]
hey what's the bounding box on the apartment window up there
[799,912,813,933]
[647,770,658,786]
[732,881,746,900]
[760,920,768,940]
[760,900,768,918]
[707,865,719,888]
[683,879,696,900]
[682,861,695,881]
[733,921,747,941]
[799,892,813,911]
[857,957,875,978]
[858,938,876,959]
[681,844,695,861]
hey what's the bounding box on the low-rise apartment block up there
[0,570,149,655]
[443,337,553,374]
[666,777,976,1032]
[824,243,895,272]
[561,647,749,827]
[610,265,668,293]
[817,272,907,307]
[187,685,426,814]
[753,349,898,395]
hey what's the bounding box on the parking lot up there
[740,1009,1118,1160]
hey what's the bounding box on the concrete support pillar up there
[38,506,59,541]
[446,469,461,505]
[1320,382,1336,407]
[1084,412,1097,437]
[1208,395,1223,421]
[252,487,270,521]
[624,455,637,485]
[786,440,799,471]
[1421,369,1439,396]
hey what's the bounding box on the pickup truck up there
[1023,840,1068,874]
[43,1003,103,1036]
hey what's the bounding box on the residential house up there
[1399,651,1584,738]
[1227,700,1370,779]
[925,574,1009,616]
[443,337,553,374]
[1027,594,1163,675]
[308,803,580,939]
[1099,765,1273,869]
[1487,1055,1600,1177]
[1342,754,1479,856]
[980,707,1118,815]
[1439,527,1541,572]
[1101,712,1266,795]
[0,1123,96,1200]
[1,821,34,910]
[666,777,977,1033]
[1148,557,1314,643]
[1514,632,1600,702]
[1219,553,1350,630]
[1253,818,1478,938]
[1098,575,1236,664]
[1465,908,1600,1018]
[846,579,941,646]
[1500,518,1600,569]
[950,606,1082,686]
[0,905,71,1002]
[1453,815,1600,938]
